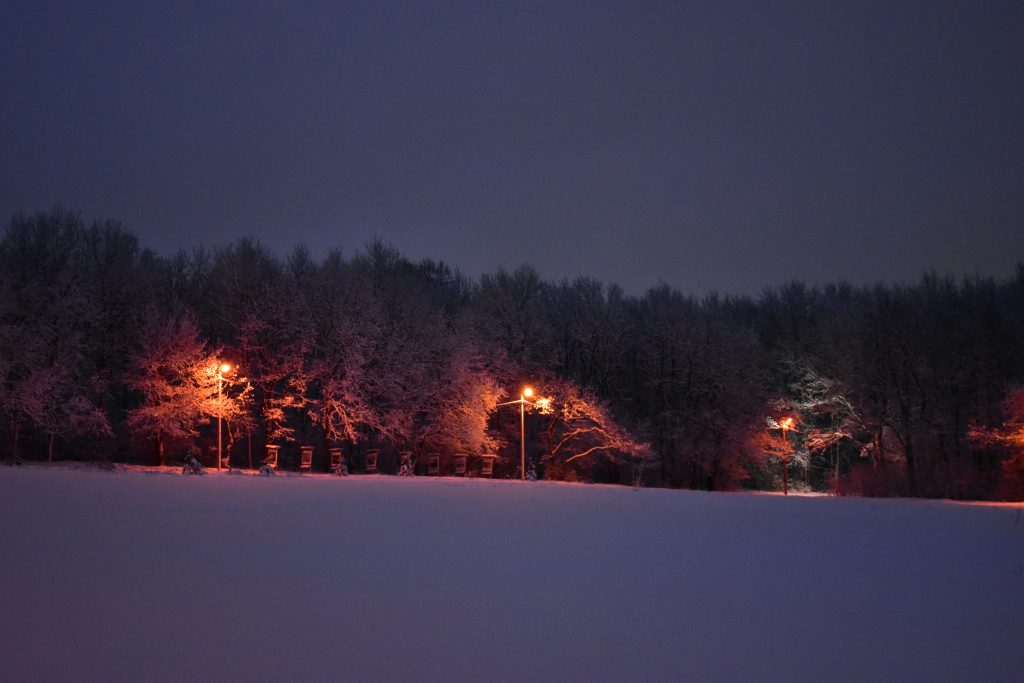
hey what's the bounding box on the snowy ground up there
[1,466,1022,682]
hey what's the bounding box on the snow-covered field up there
[1,466,1021,682]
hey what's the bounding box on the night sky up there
[2,1,1022,295]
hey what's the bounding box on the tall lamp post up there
[497,386,534,481]
[778,416,794,495]
[217,363,232,470]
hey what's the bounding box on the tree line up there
[2,208,1022,499]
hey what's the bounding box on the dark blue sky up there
[2,1,1022,295]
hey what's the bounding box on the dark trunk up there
[322,432,331,473]
[320,415,331,472]
[11,423,19,465]
[782,454,789,495]
[833,443,840,496]
[904,436,916,496]
[154,429,165,467]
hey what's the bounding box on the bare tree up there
[535,378,651,481]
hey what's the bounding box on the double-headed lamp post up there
[218,363,232,471]
[497,386,534,481]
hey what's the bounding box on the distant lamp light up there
[523,387,534,398]
[220,363,232,374]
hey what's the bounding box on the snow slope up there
[1,466,1021,682]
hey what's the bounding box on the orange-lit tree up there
[127,314,224,466]
[969,387,1024,500]
[423,347,503,455]
[214,370,255,468]
[535,378,651,481]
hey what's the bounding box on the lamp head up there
[523,387,534,398]
[220,363,232,374]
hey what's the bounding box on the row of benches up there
[260,446,496,477]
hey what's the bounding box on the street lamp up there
[218,363,232,471]
[497,386,535,481]
[778,416,795,495]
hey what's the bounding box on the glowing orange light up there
[780,417,794,430]
[220,363,232,374]
[523,387,534,398]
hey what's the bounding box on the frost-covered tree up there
[789,366,863,491]
[303,253,382,460]
[349,242,451,450]
[215,371,255,468]
[238,297,311,446]
[0,208,113,462]
[758,364,864,493]
[20,365,110,461]
[126,313,222,465]
[419,345,503,457]
[535,378,651,481]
